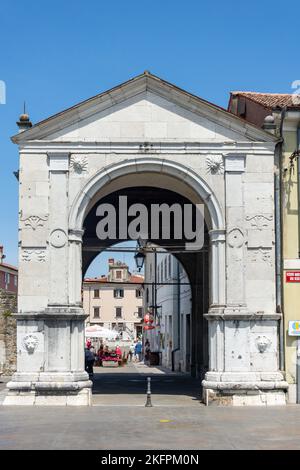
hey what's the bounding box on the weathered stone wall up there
[0,288,17,374]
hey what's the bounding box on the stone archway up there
[5,158,225,405]
[69,158,226,309]
[6,72,288,406]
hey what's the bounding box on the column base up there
[202,372,288,406]
[3,371,92,406]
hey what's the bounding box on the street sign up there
[288,321,300,336]
[286,271,300,282]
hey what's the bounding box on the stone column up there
[4,154,92,406]
[68,229,85,306]
[209,229,226,308]
[203,153,288,406]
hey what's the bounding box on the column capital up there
[69,228,85,243]
[224,153,246,173]
[209,229,226,243]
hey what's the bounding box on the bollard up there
[145,376,153,407]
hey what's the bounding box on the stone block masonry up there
[0,289,17,374]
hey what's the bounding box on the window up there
[116,270,122,279]
[115,307,122,318]
[94,289,99,298]
[168,255,171,278]
[14,275,17,287]
[114,288,124,298]
[136,289,142,298]
[164,257,167,280]
[137,307,143,318]
[4,272,10,285]
[93,307,100,318]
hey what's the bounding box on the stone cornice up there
[18,140,277,155]
[204,310,282,321]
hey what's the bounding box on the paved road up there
[1,364,300,449]
[92,362,202,407]
[1,402,300,450]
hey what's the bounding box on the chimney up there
[108,258,114,265]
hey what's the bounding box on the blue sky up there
[0,0,299,276]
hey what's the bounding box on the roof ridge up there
[231,91,293,96]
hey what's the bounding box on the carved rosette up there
[206,155,224,175]
[49,229,67,248]
[70,155,88,174]
[227,228,244,249]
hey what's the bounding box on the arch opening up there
[81,183,210,391]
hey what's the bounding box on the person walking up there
[85,344,95,379]
[127,342,135,362]
[134,340,142,362]
[144,339,151,365]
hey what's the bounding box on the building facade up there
[5,72,288,406]
[144,250,192,372]
[228,91,300,403]
[0,246,18,294]
[83,259,144,339]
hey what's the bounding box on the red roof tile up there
[83,274,144,284]
[0,263,18,272]
[230,92,300,109]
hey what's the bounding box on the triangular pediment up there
[12,73,277,144]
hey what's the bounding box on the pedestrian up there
[97,343,104,366]
[127,342,135,362]
[115,345,122,357]
[85,344,95,379]
[134,340,142,362]
[144,339,151,365]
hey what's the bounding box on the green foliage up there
[2,310,12,318]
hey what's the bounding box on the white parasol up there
[85,325,119,340]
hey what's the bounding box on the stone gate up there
[4,72,288,405]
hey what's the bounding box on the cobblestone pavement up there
[1,364,300,449]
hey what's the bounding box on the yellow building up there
[83,259,144,340]
[228,92,300,402]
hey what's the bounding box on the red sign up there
[286,271,300,283]
[144,324,155,330]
